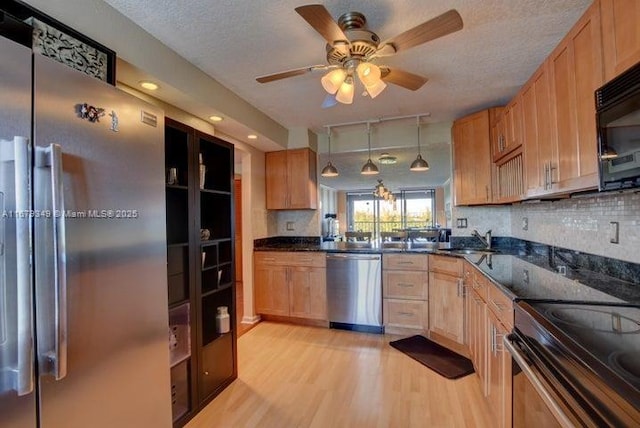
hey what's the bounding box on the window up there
[346,189,435,239]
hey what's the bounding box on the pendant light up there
[410,115,429,172]
[361,122,379,175]
[321,126,339,177]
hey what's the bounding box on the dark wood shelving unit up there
[165,118,236,427]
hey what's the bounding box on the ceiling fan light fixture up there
[321,68,347,94]
[365,79,387,99]
[356,62,381,87]
[335,76,355,104]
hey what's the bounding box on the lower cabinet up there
[254,251,327,321]
[429,255,465,346]
[465,262,513,427]
[382,254,429,333]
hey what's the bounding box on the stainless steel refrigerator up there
[0,34,172,427]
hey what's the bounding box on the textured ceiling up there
[103,0,592,190]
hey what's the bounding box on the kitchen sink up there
[439,248,499,255]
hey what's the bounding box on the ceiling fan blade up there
[380,9,463,54]
[381,68,428,91]
[256,65,325,83]
[295,4,348,44]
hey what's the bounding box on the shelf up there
[170,354,191,369]
[167,184,189,191]
[169,298,190,310]
[168,242,189,248]
[200,188,231,196]
[202,265,219,272]
[201,282,233,298]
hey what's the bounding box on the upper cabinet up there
[453,0,609,206]
[547,0,603,194]
[453,109,500,205]
[492,99,522,163]
[522,63,556,198]
[266,148,317,210]
[601,0,640,83]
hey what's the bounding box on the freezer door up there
[33,55,172,427]
[0,36,36,428]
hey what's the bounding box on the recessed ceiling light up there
[378,153,397,164]
[209,115,223,122]
[139,81,159,90]
[247,134,258,140]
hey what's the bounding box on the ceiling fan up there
[255,4,463,106]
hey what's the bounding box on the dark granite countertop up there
[254,236,640,304]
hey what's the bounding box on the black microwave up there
[595,61,640,191]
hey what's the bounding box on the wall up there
[22,0,288,147]
[451,205,512,238]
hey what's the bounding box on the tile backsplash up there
[450,191,640,264]
[511,191,640,264]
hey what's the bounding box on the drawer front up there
[384,299,428,329]
[255,251,326,267]
[383,271,428,299]
[383,253,428,271]
[429,254,463,276]
[487,283,514,329]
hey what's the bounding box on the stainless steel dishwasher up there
[326,253,383,333]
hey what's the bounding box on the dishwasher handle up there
[326,254,381,261]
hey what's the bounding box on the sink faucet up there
[471,229,492,249]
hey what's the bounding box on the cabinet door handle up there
[398,261,415,265]
[457,278,464,297]
[397,312,414,317]
[543,163,549,190]
[397,282,415,288]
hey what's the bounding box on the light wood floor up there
[186,322,493,428]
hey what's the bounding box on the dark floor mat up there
[389,335,474,379]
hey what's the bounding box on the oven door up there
[504,333,595,428]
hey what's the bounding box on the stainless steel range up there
[506,300,640,427]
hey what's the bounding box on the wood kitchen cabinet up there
[428,255,465,348]
[464,263,513,428]
[465,265,488,394]
[265,148,318,210]
[453,109,500,205]
[547,0,603,195]
[383,254,429,333]
[492,98,522,162]
[522,62,556,198]
[254,251,327,321]
[601,0,640,83]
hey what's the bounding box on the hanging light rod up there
[323,112,431,130]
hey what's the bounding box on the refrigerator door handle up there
[49,144,67,380]
[37,143,68,380]
[0,137,34,395]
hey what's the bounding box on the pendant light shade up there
[356,62,381,87]
[410,116,429,172]
[361,122,379,175]
[410,154,429,171]
[361,158,379,175]
[321,69,347,94]
[321,127,339,177]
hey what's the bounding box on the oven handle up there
[503,334,575,428]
